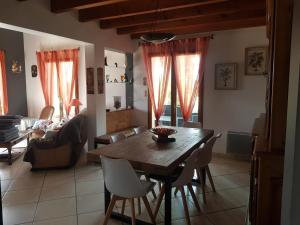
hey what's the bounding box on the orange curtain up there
[142,43,172,126]
[55,49,79,116]
[172,37,209,122]
[36,51,56,106]
[0,51,8,115]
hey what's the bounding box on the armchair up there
[24,110,88,169]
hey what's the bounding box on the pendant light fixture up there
[140,0,176,44]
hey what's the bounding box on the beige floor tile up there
[165,214,213,225]
[194,192,236,213]
[77,193,105,214]
[35,197,76,221]
[75,165,103,181]
[158,196,202,221]
[1,179,11,194]
[76,179,104,196]
[78,210,123,225]
[212,173,249,191]
[217,187,249,207]
[33,216,77,225]
[9,174,45,191]
[46,169,74,177]
[3,203,37,225]
[39,182,75,201]
[3,188,41,206]
[206,207,247,225]
[43,174,75,187]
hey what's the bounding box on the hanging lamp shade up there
[140,32,176,44]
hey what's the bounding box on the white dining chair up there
[194,133,222,203]
[153,150,201,225]
[101,156,156,225]
[183,121,202,129]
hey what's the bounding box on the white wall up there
[0,0,136,149]
[204,26,267,153]
[133,27,268,153]
[23,33,87,119]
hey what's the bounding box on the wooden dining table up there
[96,126,214,225]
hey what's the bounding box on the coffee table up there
[0,130,32,165]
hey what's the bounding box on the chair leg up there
[198,169,207,204]
[206,165,216,192]
[174,187,179,196]
[179,186,191,225]
[130,198,136,225]
[121,199,126,215]
[103,195,117,225]
[187,183,201,212]
[142,196,156,224]
[154,184,165,219]
[146,176,157,199]
[137,198,142,215]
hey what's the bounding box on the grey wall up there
[0,28,28,116]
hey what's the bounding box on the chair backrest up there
[101,156,147,198]
[172,150,199,187]
[183,121,202,129]
[196,133,222,168]
[110,133,126,143]
[133,126,147,135]
[39,106,55,120]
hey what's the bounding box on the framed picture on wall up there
[86,67,94,94]
[215,63,237,90]
[97,67,104,94]
[245,46,268,75]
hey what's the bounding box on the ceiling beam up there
[131,17,266,39]
[100,0,265,29]
[117,9,266,35]
[51,0,127,13]
[79,0,226,22]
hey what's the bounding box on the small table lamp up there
[70,98,82,115]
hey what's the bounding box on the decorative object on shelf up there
[104,57,108,66]
[31,65,38,77]
[86,67,95,94]
[215,63,237,90]
[106,74,110,83]
[143,77,147,86]
[114,78,118,83]
[11,60,22,74]
[120,74,126,82]
[69,98,82,115]
[114,62,118,67]
[150,127,177,143]
[245,46,268,75]
[97,67,104,94]
[113,96,121,110]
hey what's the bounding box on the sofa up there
[24,110,88,169]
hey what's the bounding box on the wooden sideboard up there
[106,109,134,134]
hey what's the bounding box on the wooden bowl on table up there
[150,127,177,143]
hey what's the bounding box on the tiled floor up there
[0,153,250,225]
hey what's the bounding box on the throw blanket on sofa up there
[24,113,87,167]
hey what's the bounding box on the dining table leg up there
[164,178,172,225]
[104,183,111,213]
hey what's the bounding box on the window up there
[46,61,75,120]
[150,54,202,127]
